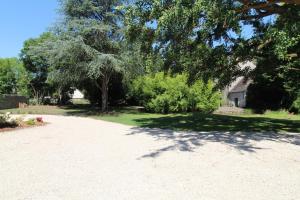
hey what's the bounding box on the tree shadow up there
[0,122,18,129]
[133,113,300,133]
[61,105,142,116]
[129,127,300,159]
[128,113,300,159]
[61,104,101,116]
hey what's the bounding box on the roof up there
[229,78,252,93]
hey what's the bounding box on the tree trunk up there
[30,83,40,105]
[101,76,109,112]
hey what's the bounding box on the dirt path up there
[0,115,299,200]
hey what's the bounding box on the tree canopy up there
[15,0,299,112]
[20,32,56,103]
[0,58,29,96]
[52,0,124,111]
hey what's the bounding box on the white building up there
[72,89,84,99]
[223,61,256,108]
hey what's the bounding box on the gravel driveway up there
[0,115,299,200]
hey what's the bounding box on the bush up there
[131,73,221,113]
[0,113,17,128]
[29,98,38,105]
[25,119,36,126]
[188,79,221,112]
[291,95,300,113]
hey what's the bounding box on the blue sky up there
[0,0,59,58]
[0,1,268,58]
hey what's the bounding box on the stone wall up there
[0,95,28,110]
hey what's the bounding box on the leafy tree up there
[124,1,300,86]
[124,0,299,112]
[0,58,29,96]
[246,5,300,111]
[124,0,264,88]
[20,32,56,104]
[43,0,124,111]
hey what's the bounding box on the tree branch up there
[237,0,300,20]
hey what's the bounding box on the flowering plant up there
[36,117,43,123]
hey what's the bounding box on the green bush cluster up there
[291,94,300,113]
[131,72,221,113]
[25,119,36,126]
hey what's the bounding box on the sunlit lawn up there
[1,105,300,133]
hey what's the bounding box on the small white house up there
[223,61,256,108]
[72,89,84,99]
[227,78,252,107]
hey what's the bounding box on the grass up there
[1,105,299,133]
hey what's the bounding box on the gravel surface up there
[0,115,299,200]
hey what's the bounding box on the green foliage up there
[188,79,221,112]
[131,72,220,113]
[247,10,300,112]
[14,0,298,113]
[20,32,56,102]
[291,95,300,113]
[0,58,29,96]
[124,0,246,87]
[25,118,36,126]
[266,13,300,96]
[37,0,124,111]
[124,1,299,112]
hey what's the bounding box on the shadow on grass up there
[61,105,143,116]
[60,104,101,116]
[128,113,300,158]
[133,113,300,133]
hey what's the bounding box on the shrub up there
[188,79,221,113]
[131,72,221,113]
[36,117,43,123]
[0,113,18,128]
[29,98,38,105]
[25,119,36,126]
[291,95,300,113]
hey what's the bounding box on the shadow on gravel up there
[128,127,300,159]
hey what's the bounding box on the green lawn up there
[1,105,300,133]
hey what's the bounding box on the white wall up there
[228,92,247,108]
[72,89,84,99]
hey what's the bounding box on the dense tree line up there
[0,58,29,96]
[246,3,300,112]
[1,0,299,113]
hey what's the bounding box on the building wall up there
[72,89,84,99]
[228,92,247,108]
[222,61,256,107]
[0,95,28,109]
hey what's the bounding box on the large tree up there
[246,4,300,111]
[124,0,253,87]
[45,0,123,111]
[125,0,299,84]
[20,32,56,104]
